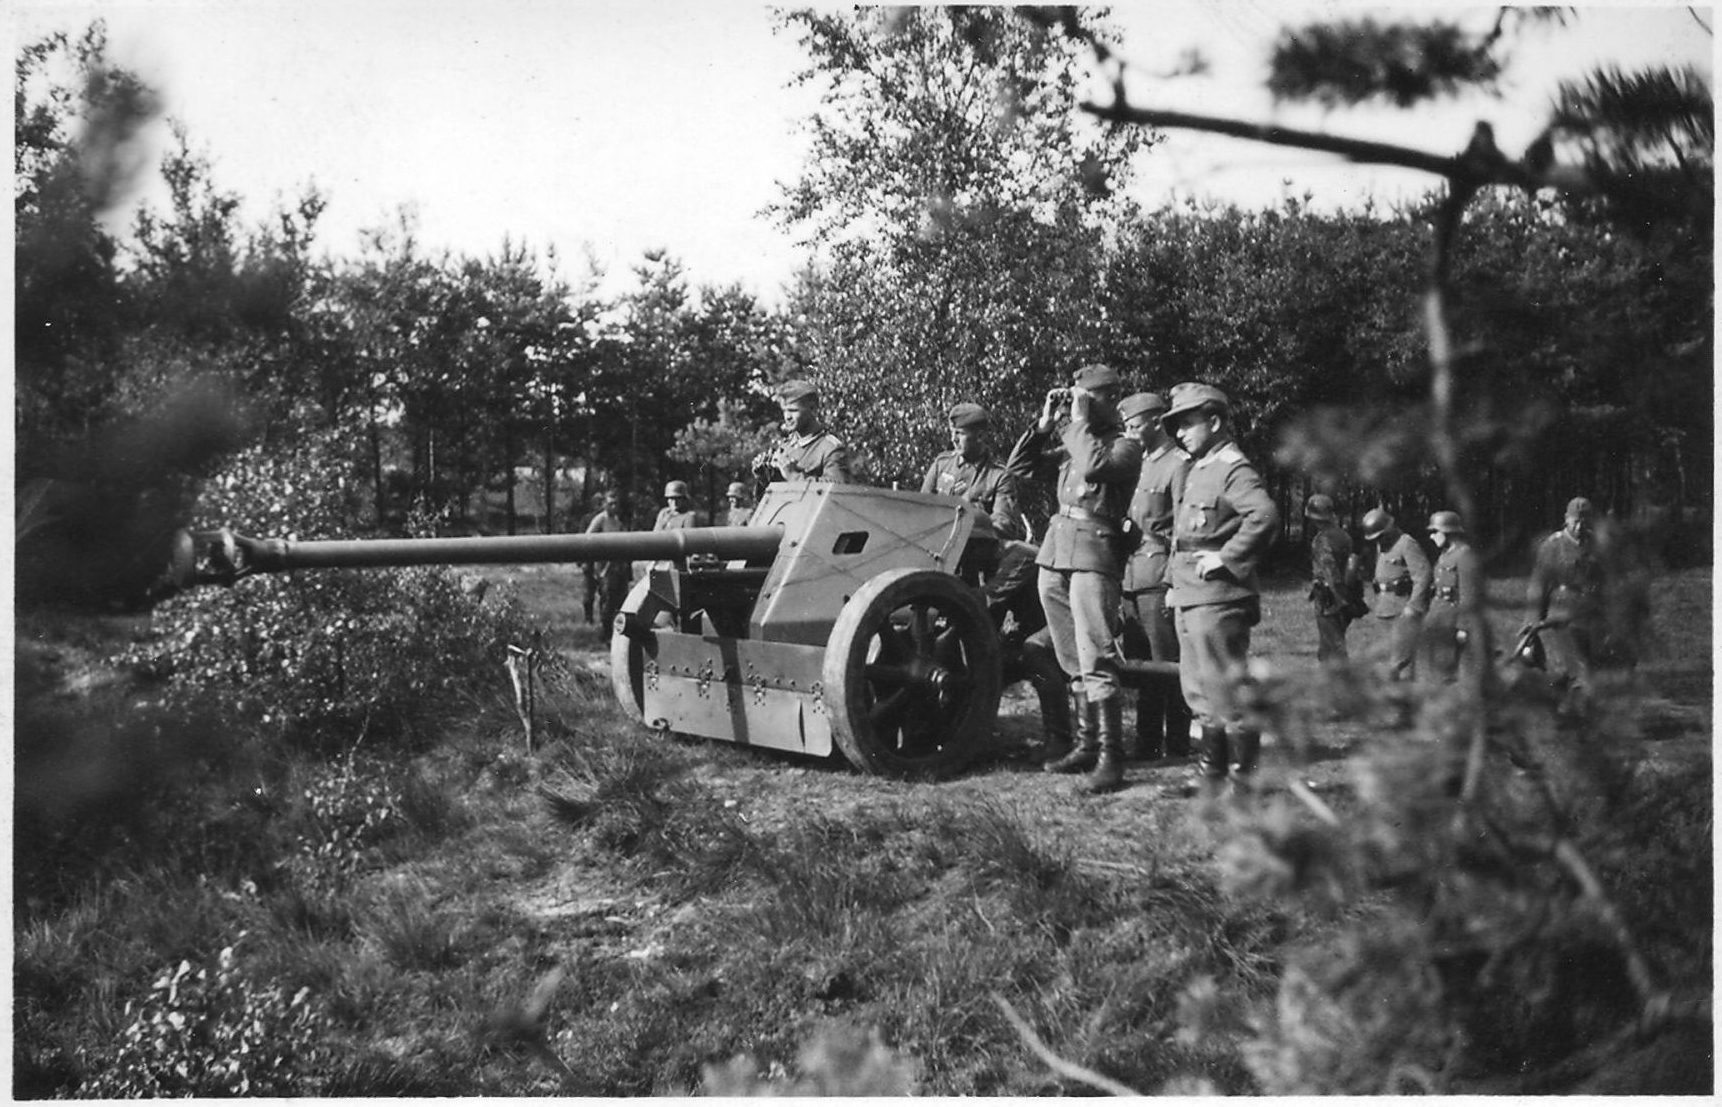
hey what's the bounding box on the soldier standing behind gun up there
[1525,496,1604,711]
[723,482,753,527]
[1361,508,1431,681]
[583,491,631,629]
[1118,391,1194,760]
[1305,494,1359,665]
[1422,510,1487,684]
[1161,383,1279,800]
[752,379,852,495]
[1012,364,1143,794]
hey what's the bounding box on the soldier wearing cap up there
[653,480,699,532]
[1423,510,1486,684]
[1161,382,1279,799]
[724,482,753,527]
[1305,494,1360,665]
[920,402,1023,541]
[1525,496,1604,708]
[752,379,852,495]
[1008,363,1143,793]
[1361,507,1431,682]
[582,490,631,628]
[1118,391,1194,760]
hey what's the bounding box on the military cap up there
[1361,508,1395,540]
[1428,510,1466,535]
[664,480,690,498]
[947,402,990,429]
[1158,382,1230,433]
[725,481,748,499]
[1117,392,1168,423]
[1304,494,1337,523]
[1071,363,1121,389]
[1565,496,1595,520]
[776,379,818,403]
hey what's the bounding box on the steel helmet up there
[664,480,690,499]
[1361,508,1395,540]
[1428,510,1466,536]
[725,481,748,499]
[1304,494,1337,523]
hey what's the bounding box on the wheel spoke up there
[867,687,911,731]
[907,603,935,657]
[863,661,915,688]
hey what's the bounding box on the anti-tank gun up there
[163,482,1009,778]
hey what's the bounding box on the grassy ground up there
[13,567,1712,1095]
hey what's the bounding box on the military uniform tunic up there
[1309,522,1356,663]
[1164,439,1279,731]
[1527,528,1603,693]
[920,451,1023,541]
[1369,530,1432,680]
[1422,539,1485,683]
[756,429,851,496]
[1011,415,1142,702]
[1122,442,1195,750]
[583,508,632,628]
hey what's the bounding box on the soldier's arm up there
[1456,545,1486,621]
[987,469,1024,541]
[1311,529,1342,584]
[1168,454,1192,515]
[919,460,941,496]
[821,438,853,483]
[1060,423,1142,485]
[1403,535,1434,614]
[1004,425,1056,484]
[1216,464,1279,581]
[1525,540,1551,623]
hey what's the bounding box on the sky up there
[9,1,1716,303]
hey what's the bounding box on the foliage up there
[1268,18,1504,107]
[80,942,331,1098]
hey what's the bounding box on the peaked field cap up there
[664,480,690,498]
[725,481,748,499]
[1428,510,1465,534]
[1361,508,1395,539]
[947,402,990,428]
[1565,496,1595,519]
[1071,363,1121,389]
[1117,392,1167,422]
[1304,494,1337,522]
[776,379,818,402]
[1159,382,1230,431]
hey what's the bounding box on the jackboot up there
[1229,728,1262,804]
[1164,693,1194,759]
[1195,724,1231,792]
[1045,691,1098,773]
[1083,696,1127,793]
[1036,678,1072,762]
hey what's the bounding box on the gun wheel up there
[609,575,662,722]
[823,567,1002,778]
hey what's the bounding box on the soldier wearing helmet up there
[1118,390,1194,760]
[751,379,852,495]
[653,480,699,532]
[1524,496,1604,710]
[1305,494,1361,665]
[724,482,753,527]
[1362,507,1431,682]
[1008,363,1143,793]
[1422,510,1486,684]
[1161,382,1279,801]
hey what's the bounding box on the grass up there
[12,567,1712,1096]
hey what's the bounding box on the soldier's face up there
[1431,530,1449,548]
[1565,515,1590,541]
[666,495,685,509]
[1173,410,1219,456]
[951,425,982,458]
[1124,413,1160,445]
[781,399,816,434]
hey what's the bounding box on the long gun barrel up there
[165,525,785,592]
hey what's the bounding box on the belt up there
[1173,538,1226,553]
[1372,579,1414,595]
[1435,586,1459,602]
[1057,504,1119,525]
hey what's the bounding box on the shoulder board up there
[1214,444,1245,465]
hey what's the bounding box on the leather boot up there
[1045,691,1098,773]
[1036,678,1071,762]
[1083,696,1127,793]
[1229,729,1262,803]
[1164,693,1193,758]
[1196,724,1230,789]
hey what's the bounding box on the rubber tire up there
[609,575,660,722]
[822,567,1002,778]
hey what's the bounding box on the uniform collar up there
[1191,435,1238,469]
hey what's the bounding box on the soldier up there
[1525,496,1604,710]
[751,379,852,495]
[724,481,753,527]
[1118,391,1194,760]
[583,491,631,629]
[920,402,1023,540]
[1161,383,1279,800]
[1305,494,1360,665]
[1423,510,1487,685]
[653,480,699,531]
[1011,363,1142,794]
[1361,508,1431,682]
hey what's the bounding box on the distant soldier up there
[653,480,699,531]
[1525,496,1604,709]
[921,401,1023,540]
[752,379,852,495]
[1423,510,1487,684]
[583,491,631,629]
[1305,494,1360,665]
[1118,390,1194,760]
[1362,508,1431,682]
[1161,383,1279,800]
[724,481,753,527]
[1011,363,1142,793]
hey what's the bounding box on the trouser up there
[1123,587,1192,755]
[1541,620,1595,699]
[984,540,1046,636]
[1037,567,1124,704]
[1314,607,1349,663]
[1172,600,1256,730]
[597,564,630,629]
[1372,612,1422,681]
[1005,627,1071,747]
